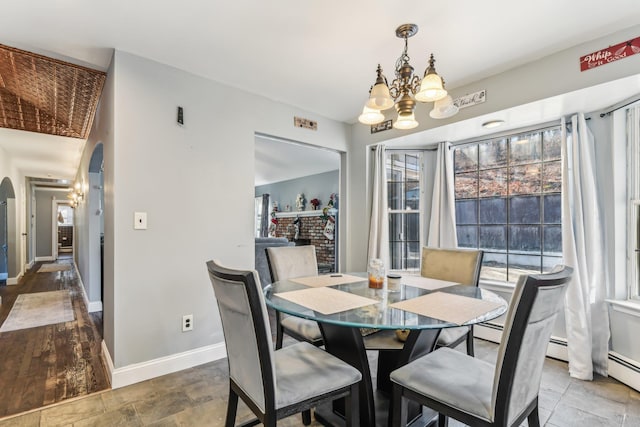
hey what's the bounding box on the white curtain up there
[561,113,610,379]
[368,144,389,266]
[427,141,458,248]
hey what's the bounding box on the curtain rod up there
[599,97,640,118]
[370,146,438,152]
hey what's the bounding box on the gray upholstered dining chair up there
[421,247,484,356]
[389,266,573,427]
[206,260,361,427]
[266,245,323,349]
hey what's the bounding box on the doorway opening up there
[0,177,17,285]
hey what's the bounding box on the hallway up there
[0,256,109,418]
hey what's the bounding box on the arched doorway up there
[0,177,17,285]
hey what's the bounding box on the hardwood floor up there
[0,256,109,418]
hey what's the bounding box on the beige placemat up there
[290,274,364,288]
[275,287,378,315]
[390,291,503,325]
[401,275,458,290]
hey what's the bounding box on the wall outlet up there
[182,314,193,332]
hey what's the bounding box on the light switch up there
[134,212,147,230]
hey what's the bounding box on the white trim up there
[101,340,114,387]
[6,271,22,285]
[73,262,102,313]
[25,260,34,271]
[609,351,640,392]
[274,208,337,219]
[35,256,54,262]
[108,341,227,389]
[608,298,640,318]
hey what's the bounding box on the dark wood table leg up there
[316,325,442,427]
[318,323,376,426]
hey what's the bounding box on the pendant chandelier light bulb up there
[393,112,419,130]
[365,65,394,110]
[429,94,459,119]
[358,105,386,125]
[359,24,457,129]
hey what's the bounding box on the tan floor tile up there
[39,396,105,427]
[134,390,194,425]
[72,403,141,427]
[0,412,41,427]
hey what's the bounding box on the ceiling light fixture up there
[359,23,456,130]
[482,119,505,129]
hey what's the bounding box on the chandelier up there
[358,24,458,130]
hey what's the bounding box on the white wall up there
[73,50,349,384]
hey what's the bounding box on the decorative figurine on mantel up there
[296,193,305,211]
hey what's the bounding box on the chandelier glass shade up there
[359,24,457,128]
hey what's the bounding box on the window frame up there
[452,125,563,285]
[627,104,640,300]
[386,151,423,272]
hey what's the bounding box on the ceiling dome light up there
[358,105,385,125]
[482,119,505,129]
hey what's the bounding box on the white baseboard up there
[35,256,54,262]
[475,323,639,392]
[7,272,23,285]
[609,352,640,392]
[73,263,102,313]
[103,340,227,389]
[25,260,34,271]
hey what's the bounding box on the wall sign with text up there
[580,37,639,71]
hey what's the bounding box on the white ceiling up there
[255,135,340,186]
[1,0,639,181]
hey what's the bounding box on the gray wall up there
[255,169,339,212]
[73,49,350,376]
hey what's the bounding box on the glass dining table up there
[264,273,508,427]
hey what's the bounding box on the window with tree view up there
[453,127,562,283]
[387,153,421,271]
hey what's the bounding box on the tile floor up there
[0,339,639,426]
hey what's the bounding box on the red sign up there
[580,37,640,71]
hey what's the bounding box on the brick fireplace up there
[273,210,337,273]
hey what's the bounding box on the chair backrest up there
[491,266,573,426]
[266,245,318,282]
[206,260,275,413]
[420,247,483,286]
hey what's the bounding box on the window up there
[387,152,421,271]
[453,127,563,283]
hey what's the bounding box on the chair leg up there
[527,405,541,427]
[301,409,311,425]
[275,312,284,350]
[466,326,475,356]
[391,383,407,427]
[225,387,239,427]
[438,413,449,427]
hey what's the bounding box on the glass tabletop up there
[264,273,508,330]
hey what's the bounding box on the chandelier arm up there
[409,75,422,96]
[388,79,401,100]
